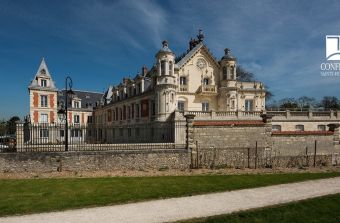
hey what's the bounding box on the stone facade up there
[93,31,265,141]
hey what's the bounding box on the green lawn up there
[0,172,339,216]
[180,193,340,223]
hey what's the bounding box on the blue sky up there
[1,0,340,119]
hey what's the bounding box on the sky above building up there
[0,0,340,119]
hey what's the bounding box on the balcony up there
[179,84,188,92]
[197,85,217,95]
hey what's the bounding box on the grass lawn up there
[0,172,340,216]
[179,193,340,223]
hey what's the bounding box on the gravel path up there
[1,177,340,223]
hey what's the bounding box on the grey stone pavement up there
[1,177,340,223]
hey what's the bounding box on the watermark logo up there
[326,35,340,60]
[320,35,340,77]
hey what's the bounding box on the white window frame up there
[74,115,80,124]
[41,95,48,107]
[40,113,48,123]
[40,129,49,138]
[202,101,209,112]
[41,79,47,87]
[178,101,185,112]
[245,99,254,112]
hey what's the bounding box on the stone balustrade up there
[183,110,263,120]
[267,110,339,121]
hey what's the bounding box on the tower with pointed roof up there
[28,58,58,124]
[154,40,177,121]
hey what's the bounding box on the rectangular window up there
[136,104,140,118]
[40,129,49,138]
[180,77,186,85]
[131,104,134,119]
[295,125,304,131]
[119,128,123,137]
[161,61,166,75]
[317,125,326,131]
[135,128,140,137]
[152,101,156,115]
[128,128,132,137]
[245,99,254,112]
[87,116,93,123]
[60,130,65,137]
[74,101,80,108]
[202,102,209,111]
[178,101,185,112]
[272,125,281,132]
[74,115,80,123]
[40,113,48,123]
[71,129,82,137]
[41,79,47,87]
[41,95,48,107]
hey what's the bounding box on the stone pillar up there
[308,110,313,118]
[185,114,197,168]
[184,114,196,151]
[173,110,186,145]
[261,114,273,166]
[16,122,24,152]
[286,110,291,118]
[328,124,340,144]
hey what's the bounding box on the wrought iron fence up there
[13,121,186,152]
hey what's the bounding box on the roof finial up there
[162,40,168,48]
[197,29,204,42]
[224,48,231,55]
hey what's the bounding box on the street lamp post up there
[57,76,75,151]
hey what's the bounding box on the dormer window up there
[74,101,80,108]
[41,79,47,87]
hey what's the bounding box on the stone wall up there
[272,134,335,156]
[0,149,190,173]
[192,125,268,149]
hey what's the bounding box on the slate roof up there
[28,58,58,91]
[58,89,104,110]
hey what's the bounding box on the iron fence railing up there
[11,121,186,152]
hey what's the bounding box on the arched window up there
[231,66,235,79]
[161,61,166,76]
[178,100,185,112]
[169,61,173,75]
[223,67,227,80]
[203,78,209,85]
[202,101,209,111]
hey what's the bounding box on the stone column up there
[185,114,196,168]
[328,124,340,144]
[261,114,273,166]
[15,122,24,152]
[184,114,196,151]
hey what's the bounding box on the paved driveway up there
[1,177,340,223]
